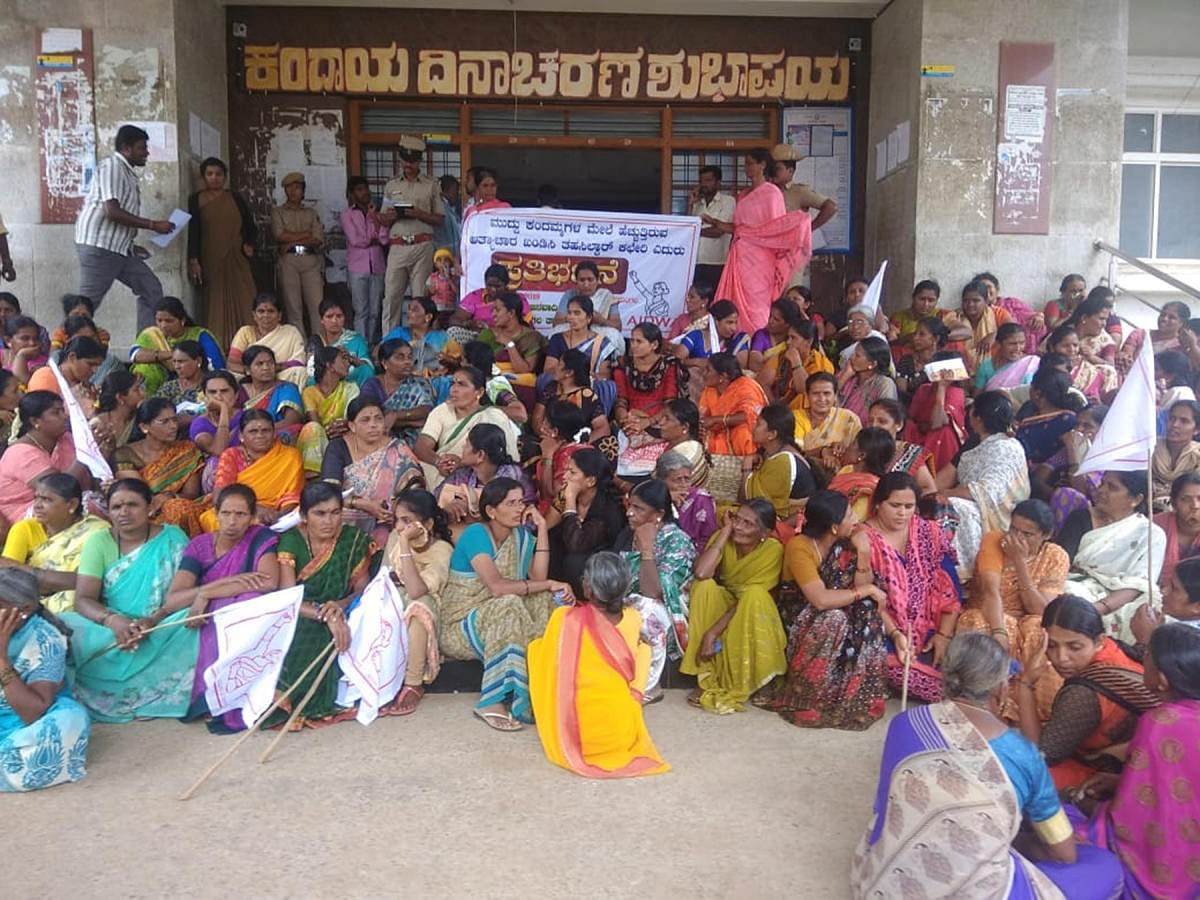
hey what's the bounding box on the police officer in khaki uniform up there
[271,171,324,334]
[771,143,837,288]
[379,135,445,334]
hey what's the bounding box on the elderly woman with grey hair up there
[655,450,716,553]
[0,567,90,792]
[852,632,1124,898]
[527,552,670,778]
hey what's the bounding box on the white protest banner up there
[337,567,408,725]
[47,358,113,481]
[461,208,702,335]
[1076,328,1156,476]
[203,586,304,724]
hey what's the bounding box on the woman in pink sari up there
[706,149,812,335]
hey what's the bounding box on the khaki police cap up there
[398,134,427,154]
[281,171,305,187]
[771,143,806,163]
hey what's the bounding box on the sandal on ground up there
[686,689,703,708]
[382,684,424,717]
[642,686,665,705]
[473,708,523,732]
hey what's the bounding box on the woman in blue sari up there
[676,299,751,375]
[61,479,194,723]
[306,297,373,387]
[0,567,89,792]
[386,298,454,403]
[852,632,1124,899]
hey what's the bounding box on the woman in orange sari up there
[706,148,812,334]
[198,409,305,531]
[528,551,670,778]
[1017,593,1159,791]
[112,398,208,536]
[698,352,767,457]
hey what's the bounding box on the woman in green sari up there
[271,482,375,729]
[128,297,225,396]
[60,479,194,722]
[298,346,359,475]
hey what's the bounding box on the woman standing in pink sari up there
[706,149,812,335]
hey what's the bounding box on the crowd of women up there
[1,155,1199,894]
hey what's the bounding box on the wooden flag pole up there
[178,638,336,801]
[258,642,340,764]
[1148,448,1156,610]
[80,611,216,669]
[900,619,914,712]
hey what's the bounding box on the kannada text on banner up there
[460,209,702,334]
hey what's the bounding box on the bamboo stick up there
[80,611,216,669]
[257,642,340,764]
[900,619,914,712]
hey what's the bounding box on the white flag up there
[1076,326,1157,476]
[858,259,889,318]
[337,567,409,725]
[203,586,304,724]
[46,358,112,480]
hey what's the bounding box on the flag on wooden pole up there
[1076,327,1156,476]
[203,586,304,724]
[47,358,112,480]
[336,567,409,725]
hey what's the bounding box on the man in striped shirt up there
[74,124,175,330]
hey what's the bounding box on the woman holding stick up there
[268,482,374,730]
[60,479,193,723]
[163,484,280,732]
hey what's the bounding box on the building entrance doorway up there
[477,147,660,212]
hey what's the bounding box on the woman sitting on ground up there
[57,315,122,387]
[668,282,714,340]
[190,373,243,492]
[761,318,833,408]
[1043,273,1087,331]
[478,292,547,409]
[359,338,434,447]
[837,336,897,425]
[235,345,303,441]
[298,346,359,476]
[944,278,1012,377]
[60,479,193,722]
[938,390,1029,577]
[163,483,279,732]
[415,364,518,489]
[974,321,1037,392]
[900,349,967,471]
[956,498,1070,720]
[676,300,751,379]
[615,479,695,700]
[1067,291,1120,369]
[1,315,46,386]
[227,292,307,389]
[1118,299,1191,369]
[653,397,708,487]
[546,447,628,589]
[612,322,688,481]
[26,335,105,410]
[1016,367,1079,499]
[759,490,891,730]
[699,351,767,462]
[1017,594,1159,791]
[51,294,110,353]
[439,477,571,730]
[1043,323,1117,403]
[128,297,224,396]
[544,294,619,384]
[886,279,943,356]
[269,482,374,729]
[655,455,714,560]
[306,298,372,387]
[1076,623,1200,898]
[550,260,623,350]
[836,303,888,370]
[0,567,91,792]
[114,399,208,536]
[0,370,19,458]
[199,409,305,530]
[828,427,895,522]
[1153,471,1200,590]
[437,422,534,537]
[377,489,454,716]
[866,472,960,703]
[0,473,106,615]
[89,370,146,461]
[151,339,209,420]
[1055,470,1166,644]
[795,372,861,476]
[681,498,786,714]
[320,397,423,546]
[531,348,611,444]
[864,399,938,497]
[894,316,948,399]
[387,297,453,396]
[1151,399,1200,511]
[851,631,1126,898]
[742,403,815,529]
[528,551,670,779]
[747,297,801,379]
[0,391,91,532]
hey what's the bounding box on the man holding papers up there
[73,124,175,330]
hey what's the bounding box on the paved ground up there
[10,691,894,898]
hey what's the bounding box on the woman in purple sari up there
[852,632,1124,899]
[164,484,280,732]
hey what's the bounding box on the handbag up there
[707,454,744,504]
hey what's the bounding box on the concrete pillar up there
[867,0,1128,313]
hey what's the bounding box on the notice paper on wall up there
[41,28,83,54]
[1004,85,1047,142]
[781,106,853,253]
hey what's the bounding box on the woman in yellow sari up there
[198,410,305,531]
[113,399,209,536]
[529,551,670,778]
[761,318,834,407]
[227,293,308,389]
[297,345,359,475]
[944,279,1011,377]
[796,371,862,474]
[0,472,106,613]
[681,498,786,713]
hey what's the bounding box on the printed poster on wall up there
[781,106,853,254]
[460,208,702,335]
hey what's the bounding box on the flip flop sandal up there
[643,687,665,705]
[382,685,424,717]
[473,708,523,732]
